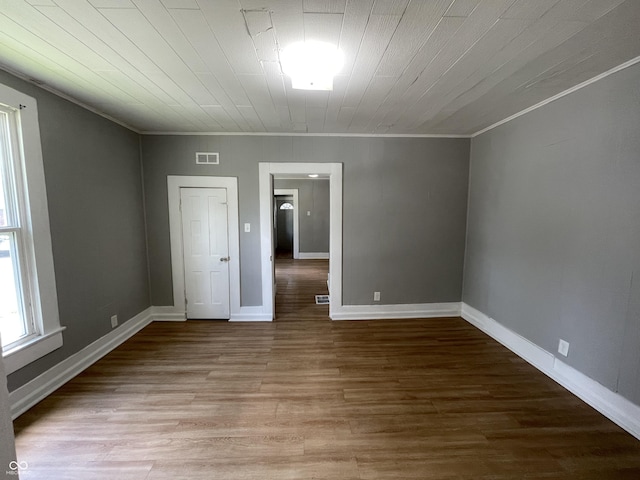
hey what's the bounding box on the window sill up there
[2,327,65,375]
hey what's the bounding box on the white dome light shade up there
[281,41,344,91]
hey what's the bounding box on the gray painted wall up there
[141,135,469,307]
[464,63,640,405]
[0,71,150,392]
[274,179,330,253]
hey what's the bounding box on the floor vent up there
[315,295,330,305]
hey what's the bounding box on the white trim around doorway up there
[259,163,343,320]
[167,176,265,321]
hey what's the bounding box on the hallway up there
[274,258,329,320]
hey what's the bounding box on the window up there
[0,105,33,348]
[1,83,63,374]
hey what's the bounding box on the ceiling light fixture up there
[308,174,319,178]
[281,41,344,91]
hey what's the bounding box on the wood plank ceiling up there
[0,0,639,135]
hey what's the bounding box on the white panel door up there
[181,187,230,319]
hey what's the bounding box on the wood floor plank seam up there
[13,259,640,479]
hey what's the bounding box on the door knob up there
[220,257,230,262]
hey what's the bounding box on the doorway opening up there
[259,163,343,321]
[274,194,294,259]
[273,188,299,260]
[273,180,330,319]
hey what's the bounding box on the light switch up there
[307,211,311,216]
[244,223,250,232]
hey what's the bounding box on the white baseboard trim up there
[460,303,640,441]
[460,303,555,371]
[298,252,329,259]
[230,306,272,322]
[9,307,153,420]
[150,305,272,322]
[331,302,461,321]
[149,305,186,322]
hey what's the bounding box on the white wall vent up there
[195,152,219,165]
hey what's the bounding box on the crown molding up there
[140,131,471,138]
[0,64,141,134]
[471,54,640,138]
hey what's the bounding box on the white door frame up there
[167,176,240,320]
[274,188,299,259]
[259,163,343,320]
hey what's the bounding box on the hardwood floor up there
[13,259,640,479]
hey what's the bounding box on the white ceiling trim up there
[0,64,142,134]
[140,131,471,138]
[3,52,640,142]
[471,54,640,138]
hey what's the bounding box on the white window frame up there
[0,83,63,375]
[0,103,35,349]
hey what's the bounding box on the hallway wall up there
[274,179,329,254]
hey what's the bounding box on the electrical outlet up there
[111,314,118,328]
[373,291,381,302]
[558,339,569,357]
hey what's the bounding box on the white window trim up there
[1,83,63,375]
